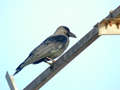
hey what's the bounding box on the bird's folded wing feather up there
[29,35,67,58]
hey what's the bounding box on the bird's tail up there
[13,62,25,76]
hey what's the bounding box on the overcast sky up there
[0,0,120,90]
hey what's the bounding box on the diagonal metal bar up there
[6,72,18,90]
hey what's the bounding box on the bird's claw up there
[52,60,56,63]
[45,59,55,70]
[46,62,53,65]
[46,57,56,64]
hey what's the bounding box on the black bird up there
[14,26,76,75]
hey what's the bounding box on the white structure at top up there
[99,12,120,35]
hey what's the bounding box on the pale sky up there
[1,0,120,90]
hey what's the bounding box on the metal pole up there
[6,72,18,90]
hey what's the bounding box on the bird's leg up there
[45,57,56,70]
[46,57,56,63]
[44,57,55,65]
[44,61,52,65]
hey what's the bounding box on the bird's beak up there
[68,32,77,38]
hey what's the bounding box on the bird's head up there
[54,26,77,38]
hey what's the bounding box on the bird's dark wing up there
[42,35,68,45]
[29,35,68,59]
